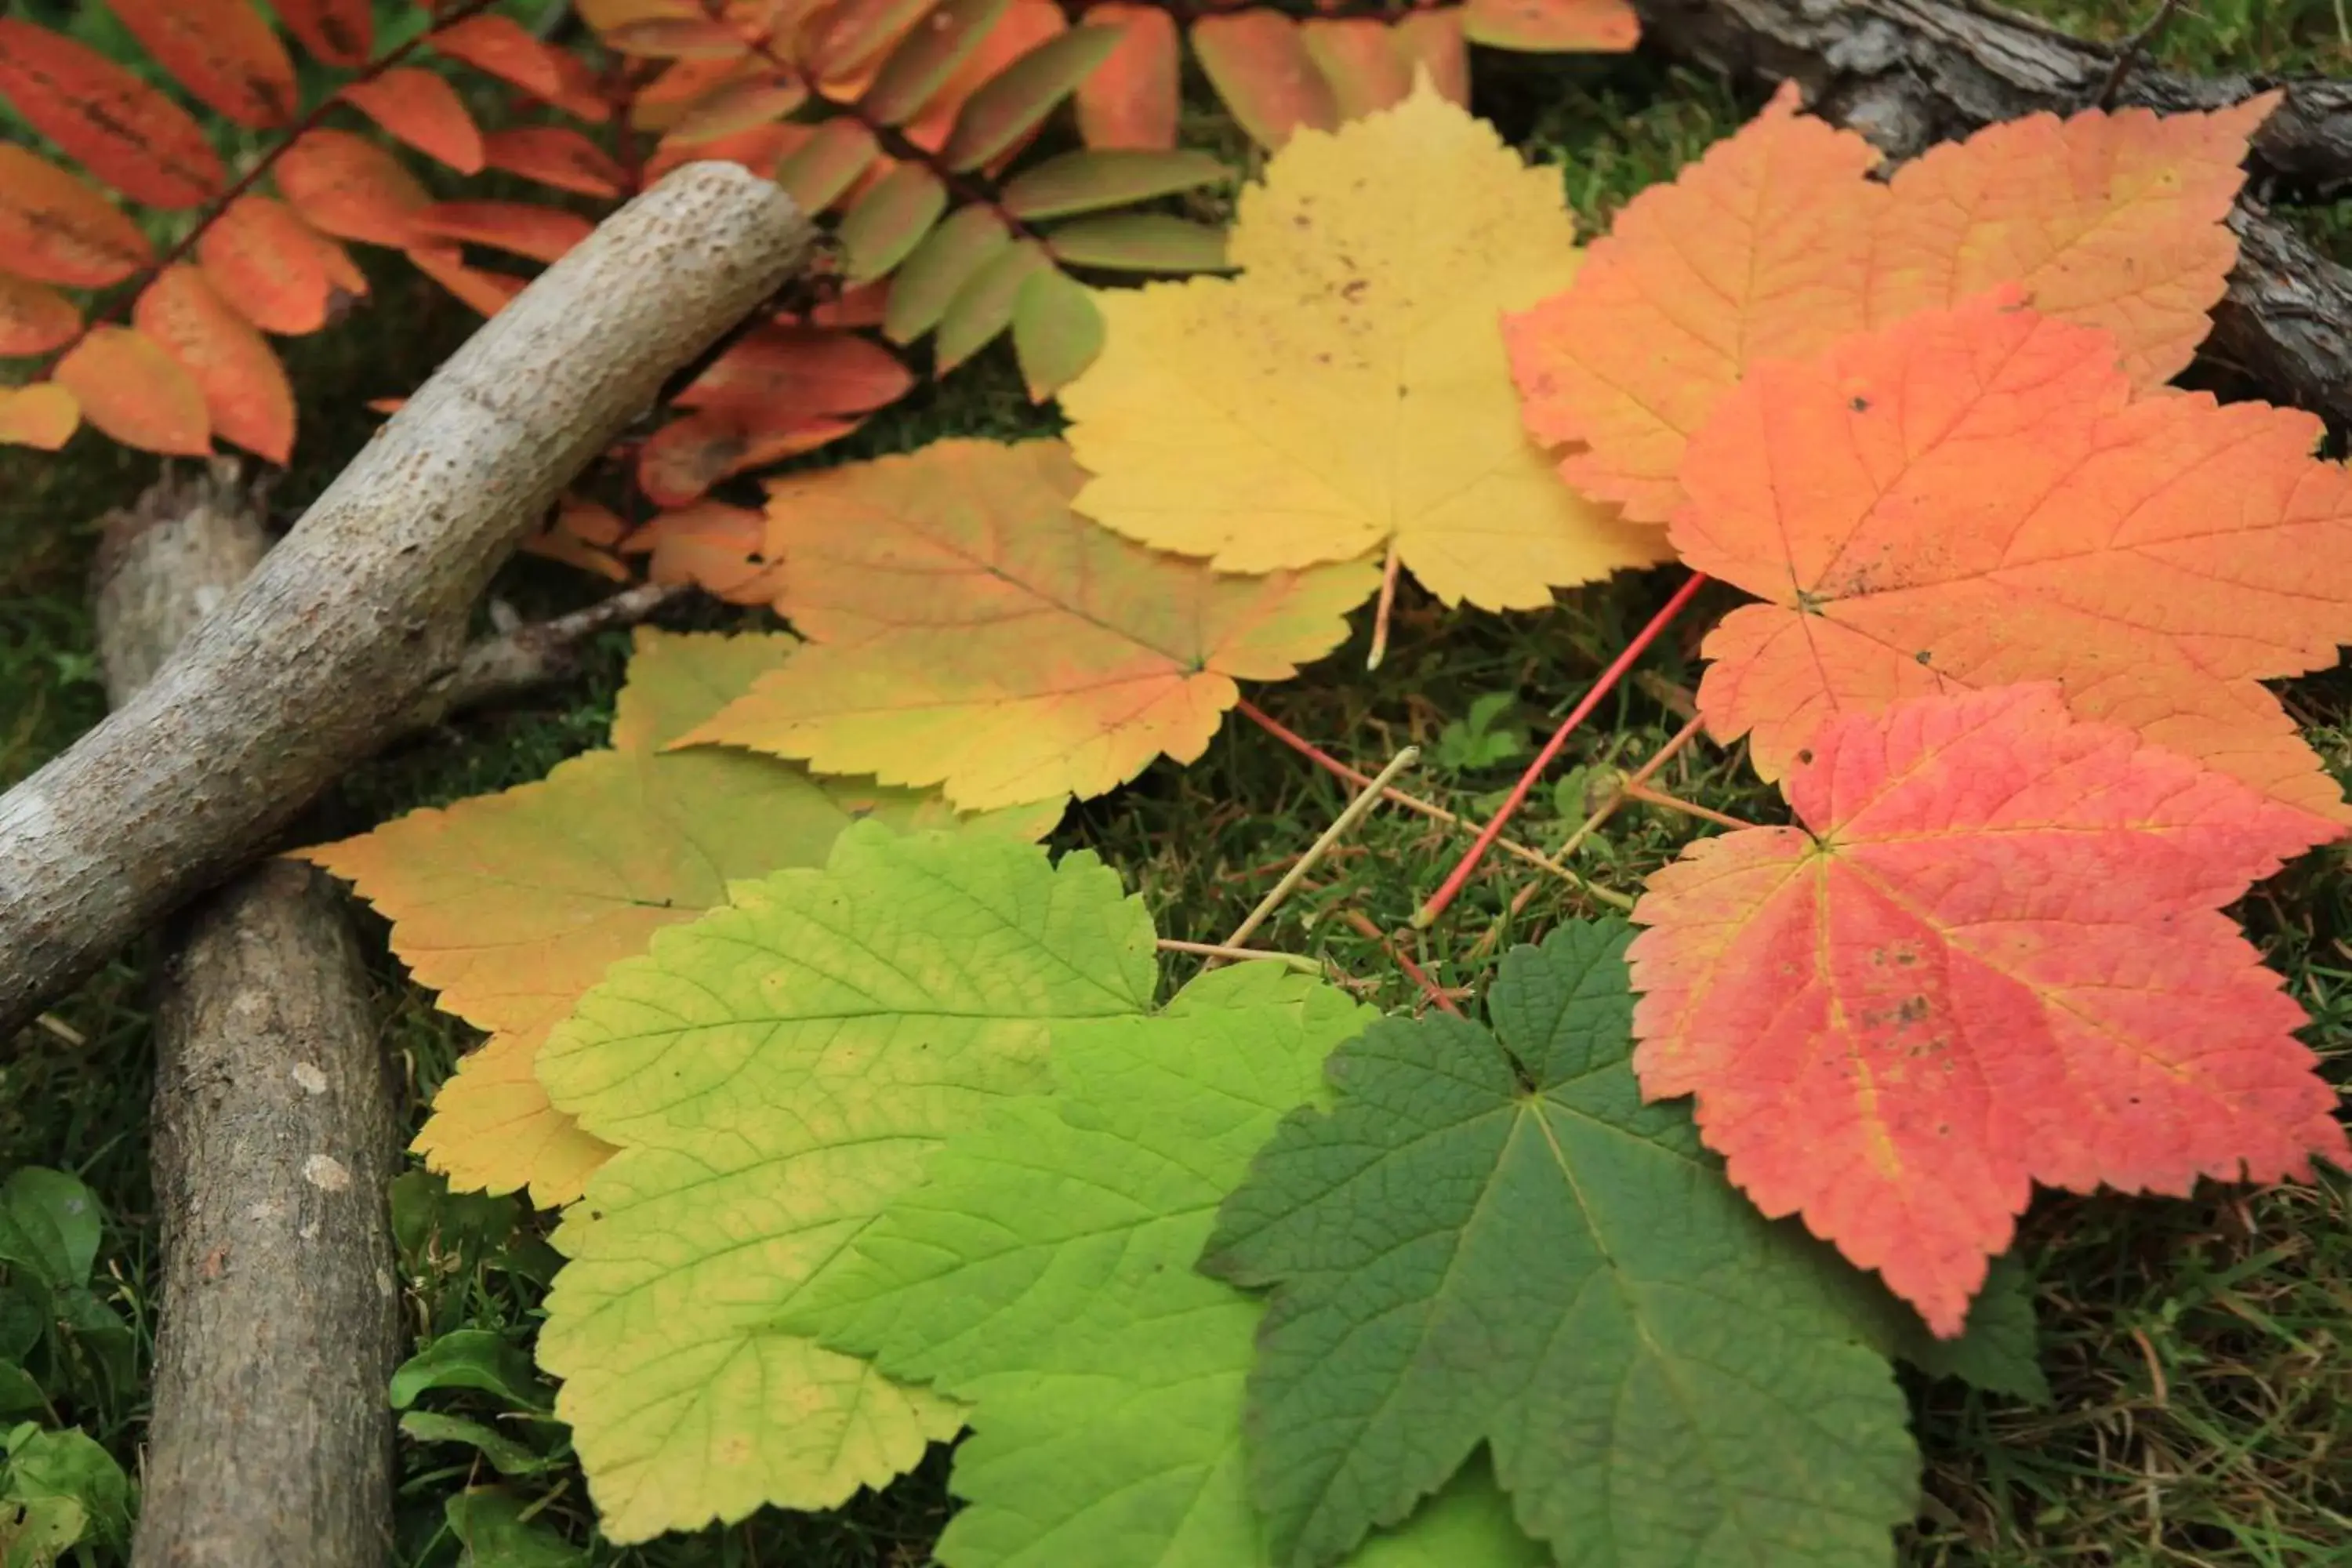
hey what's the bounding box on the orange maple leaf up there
[1504,84,2274,524]
[1675,296,2352,822]
[1627,683,2348,1337]
[681,439,1377,809]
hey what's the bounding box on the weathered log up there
[91,469,401,1568]
[0,162,812,1040]
[1629,0,2352,427]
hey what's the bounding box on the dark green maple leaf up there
[1200,918,1924,1568]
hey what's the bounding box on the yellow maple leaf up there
[680,438,1376,810]
[300,629,1058,1206]
[1058,74,1669,608]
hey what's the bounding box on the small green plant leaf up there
[840,164,949,283]
[535,826,1156,1541]
[936,240,1050,371]
[794,962,1543,1566]
[1011,266,1105,398]
[1001,149,1231,220]
[942,27,1123,172]
[401,1410,559,1477]
[0,1425,129,1554]
[887,205,1012,345]
[0,1173,100,1293]
[390,1330,550,1414]
[444,1488,587,1567]
[1201,920,1922,1568]
[1047,213,1229,272]
[861,0,1015,125]
[0,1367,42,1422]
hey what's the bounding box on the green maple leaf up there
[789,962,1546,1567]
[1199,919,1923,1568]
[533,825,1156,1544]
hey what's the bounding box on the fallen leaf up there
[0,274,80,356]
[1203,921,1921,1568]
[197,194,369,336]
[1074,2,1178,150]
[634,409,862,508]
[134,265,296,464]
[276,0,373,67]
[0,18,226,208]
[0,146,153,286]
[671,323,913,419]
[111,0,299,128]
[302,629,1061,1208]
[341,68,488,173]
[619,500,786,603]
[1060,79,1668,608]
[535,826,1156,1540]
[1676,296,2352,821]
[0,384,79,450]
[1461,0,1639,51]
[681,439,1377,809]
[1627,683,2348,1336]
[274,129,430,247]
[1505,85,2276,523]
[54,325,209,456]
[794,962,1547,1567]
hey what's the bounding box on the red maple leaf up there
[1626,683,2347,1335]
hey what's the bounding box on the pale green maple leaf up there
[532,825,1156,1543]
[1200,919,1924,1568]
[789,962,1547,1567]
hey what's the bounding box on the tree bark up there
[1628,0,2352,426]
[89,468,401,1568]
[0,161,812,1040]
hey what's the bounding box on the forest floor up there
[5,2,2352,1563]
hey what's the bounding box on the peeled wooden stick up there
[0,162,811,1040]
[90,470,400,1568]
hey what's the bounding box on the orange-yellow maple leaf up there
[300,629,1059,1206]
[1676,296,2352,822]
[1504,84,2274,524]
[680,439,1378,810]
[1627,683,2347,1337]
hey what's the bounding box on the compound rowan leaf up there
[885,204,1010,342]
[838,163,948,281]
[935,239,1047,370]
[276,0,373,67]
[775,118,881,212]
[535,826,1156,1541]
[109,0,298,129]
[1678,296,2352,820]
[681,438,1377,810]
[1044,212,1226,271]
[430,14,568,101]
[411,201,593,264]
[1203,921,1922,1568]
[1299,20,1411,120]
[1000,149,1229,220]
[673,323,914,419]
[940,26,1121,172]
[1074,3,1178,150]
[1192,11,1338,150]
[858,0,1011,126]
[406,245,531,318]
[900,0,1066,155]
[0,148,151,287]
[791,963,1544,1567]
[1011,264,1104,398]
[341,68,487,173]
[1461,0,1639,52]
[0,275,79,356]
[661,74,810,147]
[197,194,369,335]
[1392,12,1469,103]
[636,409,862,507]
[133,265,296,464]
[1505,85,2274,523]
[1060,81,1669,608]
[300,630,1058,1207]
[0,385,79,452]
[0,19,227,209]
[55,326,209,456]
[275,129,430,247]
[481,127,627,198]
[1627,684,2349,1338]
